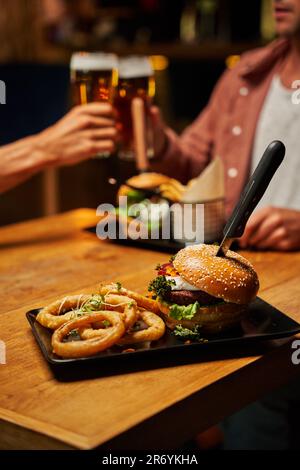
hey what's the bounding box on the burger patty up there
[165,289,222,306]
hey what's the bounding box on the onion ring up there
[98,293,137,330]
[118,310,166,345]
[51,312,125,358]
[36,295,91,330]
[99,283,161,315]
[79,296,137,339]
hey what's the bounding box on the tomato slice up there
[158,262,179,277]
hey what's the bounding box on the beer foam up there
[119,56,153,78]
[71,52,118,71]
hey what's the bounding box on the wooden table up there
[0,209,300,450]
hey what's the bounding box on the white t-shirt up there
[251,75,300,210]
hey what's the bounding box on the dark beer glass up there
[114,56,155,160]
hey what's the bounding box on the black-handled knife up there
[216,140,285,256]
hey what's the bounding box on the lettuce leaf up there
[127,189,146,204]
[169,301,200,320]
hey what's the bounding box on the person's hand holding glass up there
[70,52,119,158]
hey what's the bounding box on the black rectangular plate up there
[26,298,300,366]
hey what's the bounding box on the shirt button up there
[228,167,238,178]
[239,86,249,96]
[232,125,242,136]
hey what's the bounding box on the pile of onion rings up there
[35,284,165,358]
[98,283,161,314]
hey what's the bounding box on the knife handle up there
[223,140,285,239]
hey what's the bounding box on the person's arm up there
[150,69,232,183]
[0,102,116,194]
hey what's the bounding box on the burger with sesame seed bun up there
[148,244,259,335]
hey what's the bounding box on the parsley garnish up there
[116,282,122,292]
[148,275,175,299]
[80,294,104,313]
[173,325,208,342]
[67,329,79,339]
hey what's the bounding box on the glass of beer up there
[70,52,119,158]
[114,56,155,161]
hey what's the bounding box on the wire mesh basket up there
[170,197,225,244]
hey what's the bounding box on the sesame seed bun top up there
[173,244,259,305]
[126,172,171,189]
